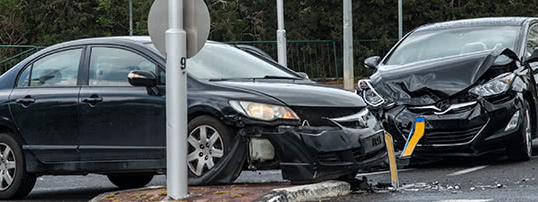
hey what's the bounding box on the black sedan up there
[0,37,386,199]
[358,17,538,162]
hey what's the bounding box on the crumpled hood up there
[217,81,366,107]
[370,48,518,105]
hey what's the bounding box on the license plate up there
[362,133,384,153]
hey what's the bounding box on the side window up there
[89,47,157,86]
[526,24,538,58]
[16,65,31,88]
[19,49,82,88]
[159,68,166,85]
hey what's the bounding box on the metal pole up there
[398,0,403,39]
[166,0,188,200]
[276,0,287,67]
[129,0,134,36]
[343,0,354,91]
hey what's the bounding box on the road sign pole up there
[129,0,133,36]
[343,0,354,91]
[166,0,188,200]
[398,0,403,39]
[276,0,287,67]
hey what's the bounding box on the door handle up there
[15,96,35,106]
[82,95,103,105]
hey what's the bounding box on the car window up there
[384,26,520,66]
[19,49,82,88]
[89,47,156,86]
[526,24,538,58]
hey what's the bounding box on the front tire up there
[507,100,533,161]
[0,133,36,199]
[187,115,244,185]
[107,173,154,189]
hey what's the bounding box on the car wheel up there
[107,173,154,189]
[187,115,243,185]
[0,133,36,199]
[507,100,533,161]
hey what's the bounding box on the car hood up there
[370,48,519,105]
[216,81,366,107]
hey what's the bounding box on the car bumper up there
[260,123,387,184]
[385,94,525,158]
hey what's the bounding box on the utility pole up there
[398,0,403,39]
[129,0,133,36]
[343,0,354,91]
[276,0,287,67]
[165,0,188,199]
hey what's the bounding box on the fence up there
[0,40,397,78]
[227,39,398,80]
[0,45,44,73]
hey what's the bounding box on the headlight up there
[229,101,299,121]
[470,73,515,97]
[358,79,385,107]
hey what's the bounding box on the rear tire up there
[0,133,36,199]
[507,100,533,161]
[107,173,154,189]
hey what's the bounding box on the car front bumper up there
[385,94,525,158]
[259,123,387,184]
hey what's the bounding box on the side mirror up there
[364,56,381,70]
[128,70,157,87]
[297,72,310,79]
[526,49,538,65]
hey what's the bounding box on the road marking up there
[438,200,492,202]
[356,168,415,177]
[447,165,489,176]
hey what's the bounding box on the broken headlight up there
[229,101,300,121]
[358,79,385,107]
[470,73,515,97]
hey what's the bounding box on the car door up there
[9,48,84,163]
[78,46,166,161]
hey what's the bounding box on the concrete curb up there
[253,180,351,202]
[88,186,165,202]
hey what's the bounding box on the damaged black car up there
[0,37,386,199]
[358,17,538,162]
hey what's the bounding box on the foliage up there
[2,0,538,76]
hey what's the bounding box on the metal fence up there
[0,40,397,78]
[0,45,44,73]
[227,39,398,80]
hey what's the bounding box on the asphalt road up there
[324,151,538,202]
[11,149,538,202]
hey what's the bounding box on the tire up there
[0,133,36,199]
[107,173,154,189]
[507,99,533,161]
[187,115,243,185]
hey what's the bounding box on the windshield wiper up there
[208,78,253,82]
[262,75,301,80]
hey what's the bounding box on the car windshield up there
[146,43,298,80]
[384,26,521,66]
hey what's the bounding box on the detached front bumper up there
[260,123,387,184]
[385,94,525,158]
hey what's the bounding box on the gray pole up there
[343,0,354,91]
[129,0,134,36]
[398,0,403,39]
[166,0,188,199]
[276,0,287,67]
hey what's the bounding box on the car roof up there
[415,17,536,32]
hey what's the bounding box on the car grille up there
[353,148,385,162]
[402,125,483,145]
[318,148,384,164]
[292,107,363,126]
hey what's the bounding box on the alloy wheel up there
[0,143,15,191]
[187,125,225,176]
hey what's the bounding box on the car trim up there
[408,101,478,115]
